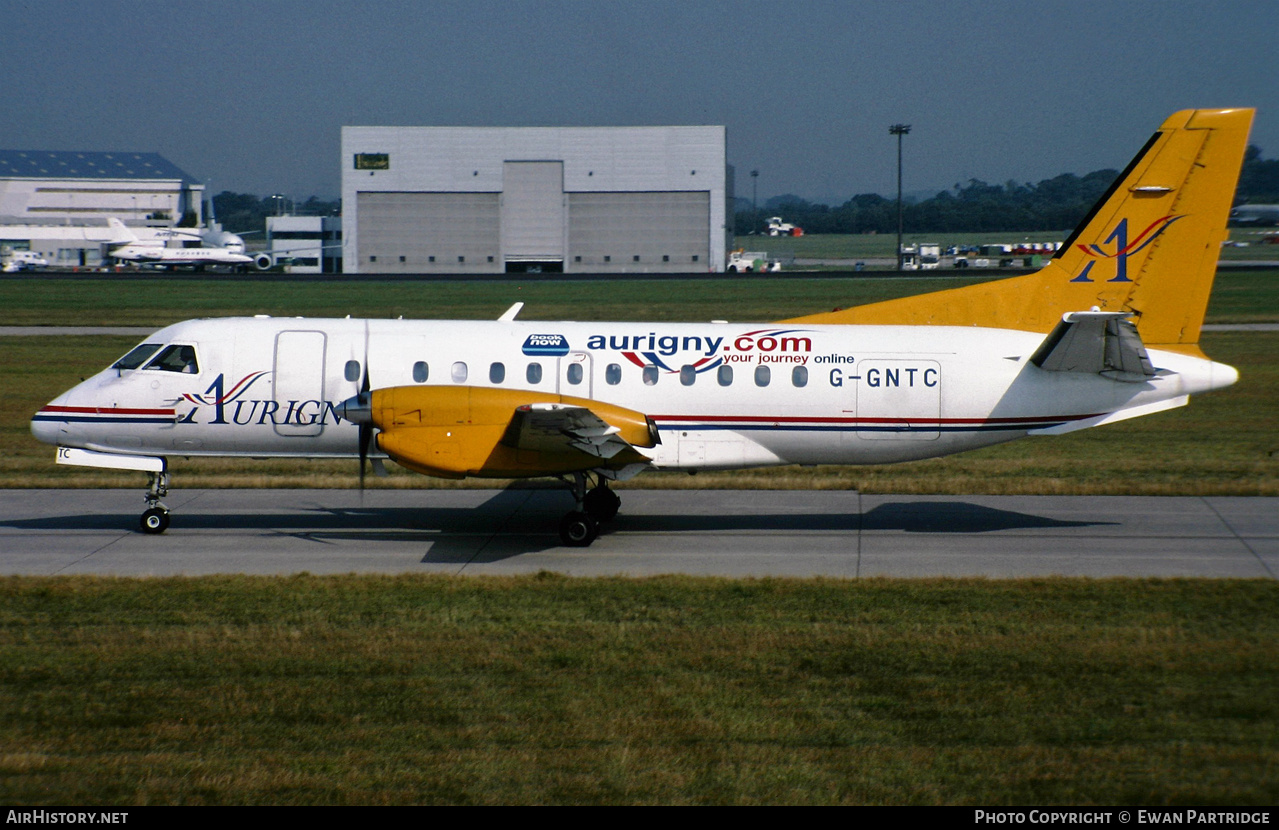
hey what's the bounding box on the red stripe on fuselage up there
[38,405,175,416]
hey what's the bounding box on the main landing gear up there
[558,472,622,547]
[139,470,171,534]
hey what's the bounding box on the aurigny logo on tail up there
[1070,215,1185,283]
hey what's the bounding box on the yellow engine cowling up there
[370,385,657,478]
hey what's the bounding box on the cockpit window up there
[145,344,199,374]
[112,343,162,370]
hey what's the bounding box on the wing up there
[502,402,650,460]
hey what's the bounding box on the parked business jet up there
[33,109,1252,545]
[106,219,253,270]
[1229,204,1279,226]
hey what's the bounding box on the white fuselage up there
[110,243,253,266]
[31,316,1237,472]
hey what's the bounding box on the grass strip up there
[1,574,1275,805]
[1,270,1276,327]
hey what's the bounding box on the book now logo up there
[522,334,570,356]
[1071,215,1186,283]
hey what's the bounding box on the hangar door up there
[501,161,564,269]
[567,191,709,272]
[356,191,500,273]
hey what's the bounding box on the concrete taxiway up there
[1,489,1274,579]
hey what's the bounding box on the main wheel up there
[559,511,599,547]
[140,507,170,534]
[583,486,621,522]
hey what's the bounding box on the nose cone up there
[31,394,70,446]
[30,416,62,445]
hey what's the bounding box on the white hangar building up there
[340,126,729,274]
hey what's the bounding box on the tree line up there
[203,145,1279,237]
[738,144,1279,235]
[209,192,340,234]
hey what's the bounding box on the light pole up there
[750,169,759,234]
[890,124,911,270]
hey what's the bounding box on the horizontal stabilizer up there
[1030,311,1156,382]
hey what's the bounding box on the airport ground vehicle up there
[0,250,49,272]
[726,250,781,272]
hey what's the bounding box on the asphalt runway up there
[1,489,1274,579]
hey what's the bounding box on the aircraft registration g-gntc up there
[32,109,1253,546]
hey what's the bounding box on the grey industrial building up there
[340,126,729,274]
[0,150,203,267]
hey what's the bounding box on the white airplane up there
[106,218,253,270]
[33,109,1252,545]
[1229,204,1279,226]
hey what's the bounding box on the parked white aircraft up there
[33,109,1253,545]
[1229,204,1279,226]
[106,218,253,269]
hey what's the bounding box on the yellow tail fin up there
[784,109,1254,351]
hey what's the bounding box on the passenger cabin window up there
[642,365,659,386]
[717,364,733,386]
[754,365,770,387]
[605,364,622,385]
[451,362,468,383]
[146,344,198,374]
[679,365,696,386]
[566,363,584,385]
[344,360,361,382]
[112,343,162,370]
[412,361,428,383]
[526,362,542,384]
[792,366,808,387]
[489,362,505,383]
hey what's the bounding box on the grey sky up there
[1,0,1274,205]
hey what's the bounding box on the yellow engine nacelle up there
[369,385,657,478]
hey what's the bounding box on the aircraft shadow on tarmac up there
[3,492,1116,564]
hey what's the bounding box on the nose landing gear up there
[140,470,170,534]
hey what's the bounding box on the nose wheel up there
[139,471,171,534]
[141,506,170,534]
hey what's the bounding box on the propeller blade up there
[357,344,371,493]
[358,420,370,493]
